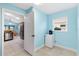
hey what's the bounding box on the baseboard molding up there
[55,44,77,53]
[34,44,44,51]
[34,44,78,55]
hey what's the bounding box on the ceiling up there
[14,3,78,14]
[4,9,24,24]
[13,3,33,10]
[37,3,78,14]
[4,3,78,24]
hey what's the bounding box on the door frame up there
[2,8,24,56]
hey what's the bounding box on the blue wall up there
[0,3,78,55]
[34,8,48,49]
[48,7,77,50]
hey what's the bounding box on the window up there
[10,27,14,30]
[53,16,68,32]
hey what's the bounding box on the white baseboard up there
[55,44,77,53]
[34,44,44,51]
[34,44,77,55]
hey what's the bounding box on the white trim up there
[34,44,44,51]
[55,44,77,54]
[53,16,68,32]
[2,8,4,56]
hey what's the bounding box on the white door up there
[24,12,34,55]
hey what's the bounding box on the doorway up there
[3,8,29,56]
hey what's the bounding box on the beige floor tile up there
[4,36,77,56]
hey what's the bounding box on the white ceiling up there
[14,3,78,14]
[36,3,78,14]
[4,9,24,23]
[13,3,33,10]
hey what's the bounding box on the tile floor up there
[34,46,77,56]
[4,36,30,56]
[4,36,77,56]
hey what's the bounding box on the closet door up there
[24,12,34,55]
[0,8,2,56]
